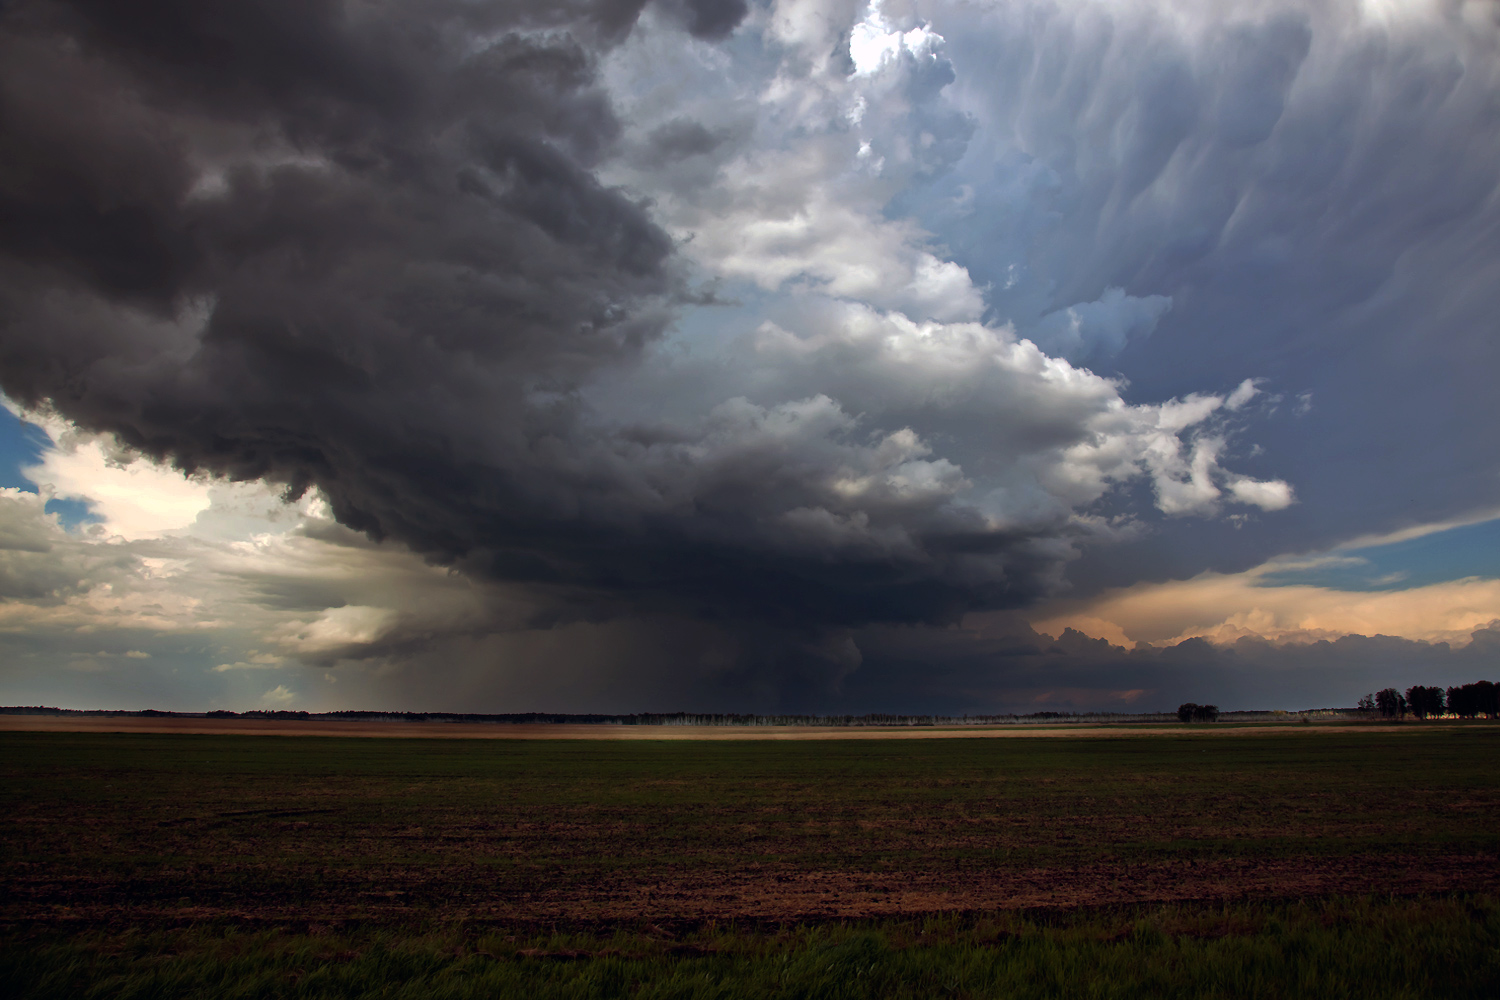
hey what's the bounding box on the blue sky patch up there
[0,407,49,491]
[1258,517,1500,592]
[0,408,100,528]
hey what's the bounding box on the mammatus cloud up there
[921,0,1500,588]
[0,0,1492,711]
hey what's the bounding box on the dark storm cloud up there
[657,0,749,40]
[279,603,1500,715]
[0,0,1063,652]
[637,119,734,167]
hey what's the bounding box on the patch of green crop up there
[3,895,1497,999]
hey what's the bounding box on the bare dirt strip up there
[7,854,1495,927]
[0,716,1407,740]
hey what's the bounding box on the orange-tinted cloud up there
[1031,568,1500,647]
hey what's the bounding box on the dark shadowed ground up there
[3,725,1497,927]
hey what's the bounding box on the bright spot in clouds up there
[849,1,942,76]
[18,410,212,540]
[261,684,295,707]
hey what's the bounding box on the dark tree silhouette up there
[1480,680,1499,719]
[1357,693,1375,713]
[1192,704,1220,722]
[1446,681,1498,719]
[1448,684,1474,719]
[1177,703,1198,723]
[1405,685,1444,720]
[1375,688,1406,719]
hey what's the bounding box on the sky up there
[0,0,1497,715]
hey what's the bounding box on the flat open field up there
[3,724,1497,926]
[5,724,1499,998]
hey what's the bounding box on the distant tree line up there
[0,706,1179,725]
[1358,680,1498,720]
[1176,703,1220,723]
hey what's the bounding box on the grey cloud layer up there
[191,609,1500,716]
[0,0,1490,711]
[0,1,719,612]
[0,0,1284,645]
[844,616,1500,716]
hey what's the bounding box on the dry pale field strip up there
[0,715,1408,740]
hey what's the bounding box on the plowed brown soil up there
[3,727,1496,929]
[7,853,1494,927]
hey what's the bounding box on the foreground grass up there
[5,895,1497,999]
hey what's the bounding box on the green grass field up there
[6,895,1498,999]
[3,725,1499,996]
